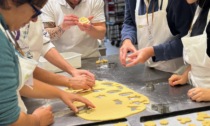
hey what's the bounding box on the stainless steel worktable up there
[23,54,210,126]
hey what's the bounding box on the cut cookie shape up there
[144,121,156,126]
[177,117,191,124]
[159,119,168,125]
[114,122,128,126]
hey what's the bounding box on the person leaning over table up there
[168,0,210,102]
[0,0,95,126]
[15,16,95,90]
[41,0,106,59]
[120,0,196,73]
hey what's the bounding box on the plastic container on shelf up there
[38,52,82,72]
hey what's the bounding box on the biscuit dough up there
[66,80,149,121]
[114,122,128,126]
[177,116,191,124]
[79,17,90,24]
[160,119,168,125]
[188,124,196,126]
[144,121,156,126]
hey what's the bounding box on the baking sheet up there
[140,106,210,126]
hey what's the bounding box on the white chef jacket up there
[17,17,55,61]
[41,0,105,58]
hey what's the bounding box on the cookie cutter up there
[145,83,155,91]
[108,62,116,68]
[151,104,170,114]
[77,106,93,114]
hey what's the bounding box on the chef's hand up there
[188,88,210,102]
[77,16,94,32]
[67,75,95,90]
[70,69,95,81]
[168,74,188,86]
[32,106,54,126]
[119,39,137,66]
[60,92,95,113]
[60,14,79,31]
[125,47,154,67]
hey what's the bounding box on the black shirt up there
[191,0,210,57]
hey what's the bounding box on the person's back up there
[41,0,106,58]
[0,16,20,125]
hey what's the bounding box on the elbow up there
[98,32,106,40]
[98,28,106,40]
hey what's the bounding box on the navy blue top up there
[0,14,20,125]
[121,0,196,61]
[191,0,210,57]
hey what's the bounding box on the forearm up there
[86,23,106,40]
[121,24,137,45]
[43,22,64,41]
[121,0,137,44]
[20,79,62,99]
[182,65,191,78]
[44,48,75,75]
[45,26,64,41]
[153,38,183,62]
[11,112,38,126]
[33,67,69,87]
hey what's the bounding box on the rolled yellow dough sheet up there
[65,80,149,121]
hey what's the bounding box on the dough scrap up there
[65,80,149,121]
[95,59,109,64]
[79,17,90,24]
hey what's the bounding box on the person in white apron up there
[168,0,210,102]
[120,0,196,73]
[0,1,53,125]
[15,16,95,90]
[0,1,95,126]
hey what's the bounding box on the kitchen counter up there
[24,54,210,126]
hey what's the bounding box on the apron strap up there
[190,7,210,34]
[204,10,210,33]
[189,6,202,33]
[162,0,168,11]
[0,24,25,56]
[158,0,168,11]
[0,23,7,35]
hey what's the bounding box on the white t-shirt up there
[17,17,54,61]
[41,0,105,58]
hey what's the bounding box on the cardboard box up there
[38,52,82,72]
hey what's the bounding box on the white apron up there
[182,7,210,88]
[135,0,184,73]
[0,24,37,113]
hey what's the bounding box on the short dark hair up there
[0,0,48,10]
